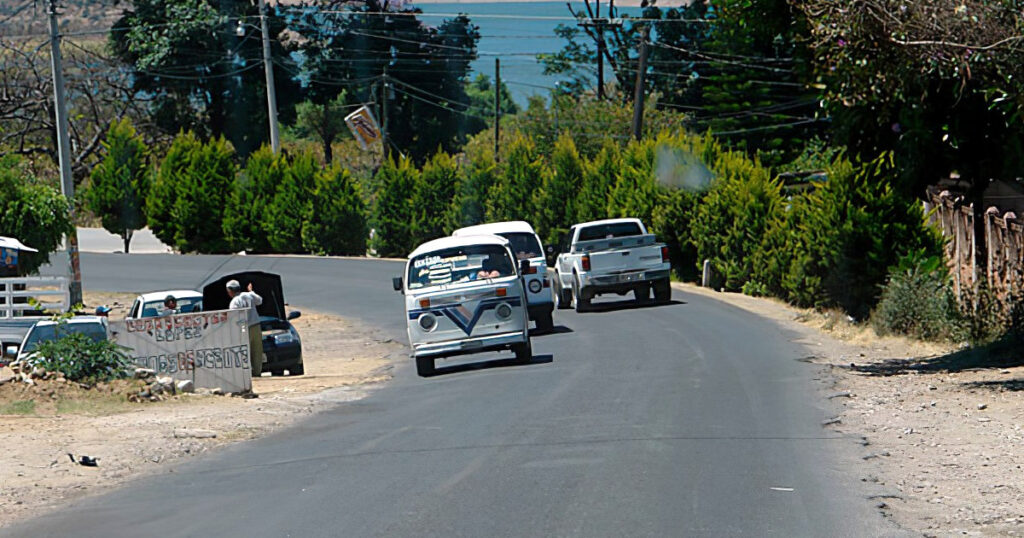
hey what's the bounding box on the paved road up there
[9,253,908,537]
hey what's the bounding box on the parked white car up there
[394,234,533,377]
[126,290,204,319]
[553,218,672,312]
[452,221,554,331]
[7,316,109,363]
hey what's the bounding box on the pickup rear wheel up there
[554,277,573,310]
[415,356,435,377]
[653,278,672,303]
[634,284,651,303]
[573,276,591,313]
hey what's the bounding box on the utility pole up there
[258,0,280,153]
[631,26,650,141]
[381,68,390,159]
[47,0,82,306]
[494,58,500,160]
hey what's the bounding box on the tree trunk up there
[123,229,133,254]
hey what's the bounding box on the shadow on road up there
[961,378,1024,392]
[530,325,573,337]
[849,336,1024,377]
[430,354,554,377]
[583,299,686,314]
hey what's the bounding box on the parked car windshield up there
[498,232,543,260]
[408,244,515,290]
[22,322,107,353]
[578,222,643,241]
[141,296,203,316]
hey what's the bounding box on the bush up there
[373,156,420,257]
[487,134,542,222]
[872,251,965,341]
[0,156,73,274]
[534,134,585,246]
[452,146,498,229]
[411,151,462,244]
[86,118,150,253]
[223,145,286,253]
[28,322,132,382]
[148,132,236,253]
[266,150,318,253]
[575,140,618,223]
[301,163,367,256]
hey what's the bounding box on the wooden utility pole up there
[631,26,650,140]
[258,0,280,153]
[578,0,620,100]
[381,67,390,159]
[494,58,500,160]
[47,0,82,306]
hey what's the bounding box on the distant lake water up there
[411,2,643,104]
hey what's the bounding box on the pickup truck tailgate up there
[588,244,665,273]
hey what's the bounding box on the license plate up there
[619,273,640,282]
[461,340,483,349]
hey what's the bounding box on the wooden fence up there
[927,190,1024,304]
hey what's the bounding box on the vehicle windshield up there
[408,244,515,290]
[498,232,543,260]
[578,222,644,241]
[22,322,107,354]
[142,296,203,317]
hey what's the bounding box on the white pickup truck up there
[553,218,671,312]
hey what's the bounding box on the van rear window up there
[578,222,643,241]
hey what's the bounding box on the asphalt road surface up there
[7,253,909,537]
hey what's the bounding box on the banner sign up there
[344,105,382,150]
[108,309,252,393]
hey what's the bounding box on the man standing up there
[159,295,178,317]
[226,279,264,377]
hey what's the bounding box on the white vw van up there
[394,235,533,377]
[452,221,554,331]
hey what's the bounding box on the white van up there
[452,221,554,331]
[393,234,533,377]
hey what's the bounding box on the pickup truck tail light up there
[661,246,670,264]
[582,254,591,271]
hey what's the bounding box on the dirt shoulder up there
[676,283,1024,537]
[0,294,403,529]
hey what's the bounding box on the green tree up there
[575,140,619,223]
[148,132,236,253]
[302,163,367,256]
[607,138,660,226]
[412,151,461,244]
[487,135,543,222]
[534,134,585,246]
[223,145,285,253]
[292,94,349,163]
[0,156,73,274]
[464,73,520,134]
[86,118,151,253]
[452,145,498,228]
[373,156,420,258]
[266,150,318,253]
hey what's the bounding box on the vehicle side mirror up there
[519,260,531,275]
[3,345,18,358]
[287,310,301,321]
[392,277,403,292]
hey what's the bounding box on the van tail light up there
[543,278,550,288]
[524,265,538,274]
[495,288,507,297]
[582,254,591,272]
[418,298,430,308]
[661,246,670,264]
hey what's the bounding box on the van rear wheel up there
[535,310,554,332]
[415,356,435,377]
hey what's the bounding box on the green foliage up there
[464,73,520,134]
[29,321,132,383]
[575,140,619,223]
[651,187,700,281]
[452,145,498,228]
[373,156,420,258]
[86,118,151,253]
[266,150,318,253]
[147,131,236,254]
[607,138,660,226]
[533,135,585,246]
[301,163,368,256]
[0,156,73,275]
[487,134,542,222]
[691,149,782,291]
[752,153,943,318]
[411,151,462,244]
[291,94,349,163]
[223,145,285,253]
[872,250,965,342]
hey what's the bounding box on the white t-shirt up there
[229,291,262,311]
